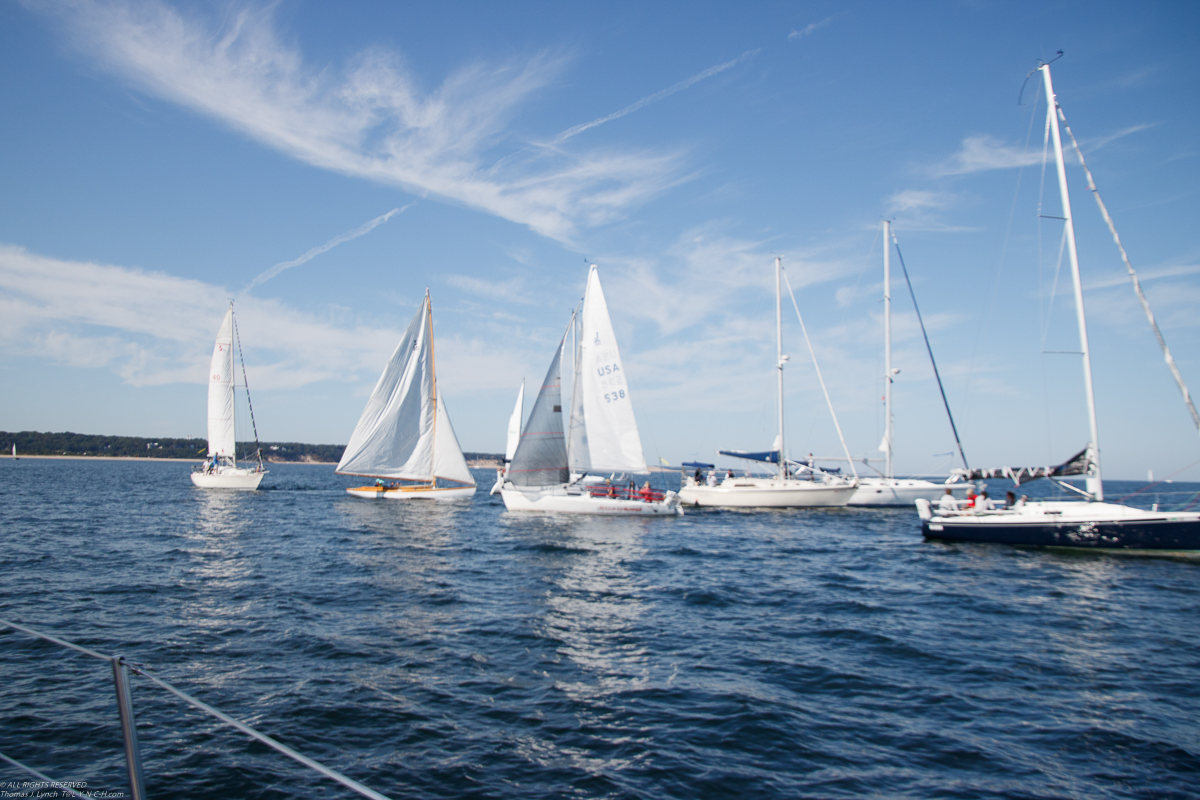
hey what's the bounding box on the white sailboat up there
[500,265,681,515]
[489,382,524,495]
[679,257,859,508]
[191,303,267,489]
[337,291,476,500]
[850,221,973,506]
[917,63,1200,551]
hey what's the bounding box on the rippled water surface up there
[1,459,1198,799]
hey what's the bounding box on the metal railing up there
[0,618,393,800]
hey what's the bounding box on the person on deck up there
[974,489,992,512]
[938,488,959,513]
[639,482,653,501]
[706,471,718,487]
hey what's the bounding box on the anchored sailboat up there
[679,257,859,508]
[191,303,267,489]
[500,265,681,515]
[849,221,973,506]
[337,291,476,500]
[917,63,1200,551]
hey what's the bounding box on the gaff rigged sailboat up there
[191,303,267,489]
[917,63,1200,551]
[678,257,858,508]
[337,291,476,500]
[500,265,681,515]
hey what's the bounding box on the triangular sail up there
[504,382,524,462]
[507,341,568,487]
[569,265,647,473]
[337,297,435,479]
[432,394,475,485]
[205,307,236,460]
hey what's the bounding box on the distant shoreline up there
[5,454,507,468]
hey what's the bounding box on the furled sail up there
[507,340,569,487]
[718,449,780,464]
[568,265,647,474]
[337,298,434,479]
[432,395,475,485]
[205,307,236,459]
[953,446,1094,486]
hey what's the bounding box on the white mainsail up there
[336,293,474,486]
[205,307,237,459]
[568,265,647,474]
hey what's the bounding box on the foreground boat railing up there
[0,618,393,800]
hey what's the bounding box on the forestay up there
[507,341,569,487]
[337,299,435,480]
[568,265,647,474]
[205,307,236,459]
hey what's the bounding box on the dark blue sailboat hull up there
[923,517,1200,551]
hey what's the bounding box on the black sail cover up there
[956,446,1094,486]
[507,340,569,487]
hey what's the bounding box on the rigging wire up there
[231,307,264,470]
[889,229,970,470]
[1055,105,1200,440]
[780,265,858,479]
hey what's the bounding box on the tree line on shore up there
[3,431,502,464]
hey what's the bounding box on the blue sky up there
[2,0,1199,480]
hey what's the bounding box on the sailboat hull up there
[918,500,1200,551]
[346,484,476,500]
[190,468,265,490]
[501,487,682,515]
[679,478,857,508]
[849,479,972,507]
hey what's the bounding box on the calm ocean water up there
[1,458,1198,799]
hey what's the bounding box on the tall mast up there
[1042,64,1103,500]
[775,257,786,478]
[883,221,894,480]
[426,289,437,487]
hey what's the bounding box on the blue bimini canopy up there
[718,449,779,464]
[681,462,715,469]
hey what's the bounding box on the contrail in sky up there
[243,204,414,292]
[554,49,759,143]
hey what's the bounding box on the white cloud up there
[931,135,1043,177]
[32,0,684,243]
[788,18,833,40]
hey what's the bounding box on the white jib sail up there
[432,395,475,485]
[337,298,436,480]
[504,382,524,462]
[206,307,236,459]
[570,265,647,473]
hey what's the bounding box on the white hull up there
[679,477,857,508]
[346,484,476,501]
[501,486,682,515]
[190,468,265,490]
[849,478,972,507]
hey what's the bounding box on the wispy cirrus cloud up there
[29,0,684,243]
[788,18,833,40]
[931,124,1155,178]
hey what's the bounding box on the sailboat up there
[499,265,681,515]
[678,257,859,508]
[917,63,1200,551]
[849,221,973,506]
[191,303,267,489]
[11,444,17,461]
[337,291,476,500]
[489,382,524,495]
